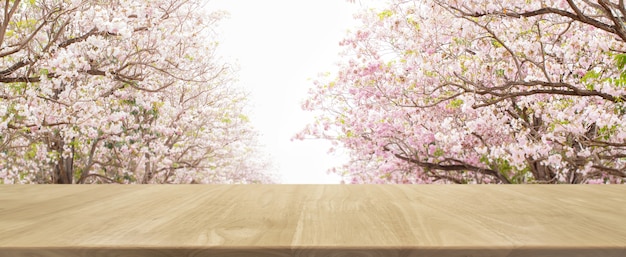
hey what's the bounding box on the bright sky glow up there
[208,0,367,183]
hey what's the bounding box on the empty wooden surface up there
[0,185,625,257]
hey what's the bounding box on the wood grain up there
[0,185,625,257]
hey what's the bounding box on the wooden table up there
[0,185,625,257]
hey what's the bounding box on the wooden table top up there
[0,185,625,257]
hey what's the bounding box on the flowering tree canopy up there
[301,0,626,184]
[0,0,276,184]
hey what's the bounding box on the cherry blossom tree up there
[0,0,276,184]
[300,0,626,184]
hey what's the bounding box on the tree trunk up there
[54,154,74,184]
[50,136,74,184]
[142,153,153,184]
[528,158,556,183]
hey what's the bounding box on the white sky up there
[208,1,369,183]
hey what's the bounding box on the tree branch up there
[451,3,624,41]
[382,145,512,184]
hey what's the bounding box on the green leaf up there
[581,70,601,90]
[446,99,464,109]
[491,39,503,48]
[433,148,444,157]
[378,10,393,20]
[615,53,626,70]
[5,29,15,38]
[24,143,39,160]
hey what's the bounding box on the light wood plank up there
[0,185,625,257]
